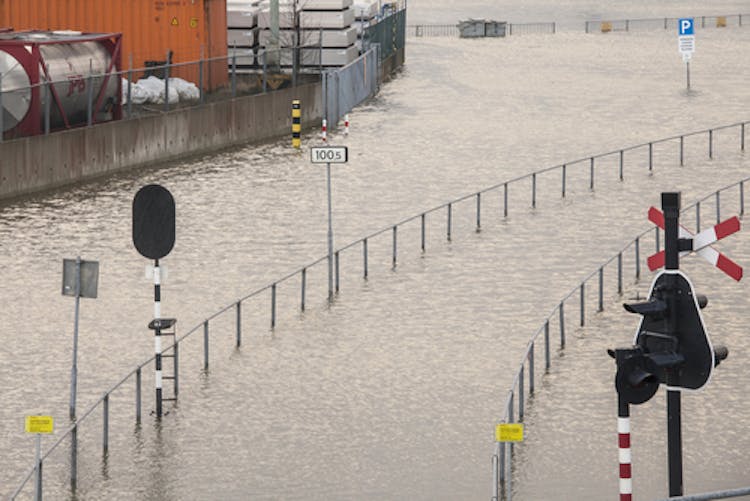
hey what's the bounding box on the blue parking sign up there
[679,18,694,36]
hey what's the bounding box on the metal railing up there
[654,486,750,500]
[10,119,749,499]
[407,12,748,37]
[324,46,381,127]
[490,124,750,500]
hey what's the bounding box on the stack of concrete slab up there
[255,0,358,70]
[352,0,378,53]
[227,0,261,70]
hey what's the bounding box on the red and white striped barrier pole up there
[618,397,633,501]
[321,118,327,142]
[344,114,350,136]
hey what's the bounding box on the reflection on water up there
[3,4,750,499]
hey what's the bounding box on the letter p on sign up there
[679,18,694,35]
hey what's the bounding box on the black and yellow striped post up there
[292,99,301,148]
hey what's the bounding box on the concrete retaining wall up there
[0,46,405,202]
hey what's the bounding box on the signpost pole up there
[34,433,42,501]
[69,257,81,420]
[662,193,684,498]
[154,258,163,418]
[326,161,334,300]
[686,61,690,91]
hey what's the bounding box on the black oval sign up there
[132,184,175,259]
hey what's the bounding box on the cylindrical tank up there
[0,30,122,138]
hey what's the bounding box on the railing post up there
[447,203,452,240]
[562,164,567,197]
[421,213,426,251]
[680,135,684,166]
[544,320,551,370]
[504,183,508,217]
[173,341,179,396]
[271,283,277,328]
[709,129,713,159]
[499,440,506,487]
[44,80,51,135]
[648,142,653,171]
[363,239,369,278]
[301,268,307,311]
[696,201,701,231]
[532,174,537,208]
[518,365,524,420]
[87,68,94,126]
[741,123,746,151]
[580,283,585,326]
[335,251,340,291]
[236,302,242,347]
[529,343,535,394]
[392,226,398,268]
[70,424,77,491]
[635,237,641,280]
[103,393,109,455]
[619,151,624,180]
[617,252,623,295]
[740,181,745,217]
[590,157,595,190]
[559,302,566,348]
[476,193,482,230]
[203,321,209,370]
[716,191,721,224]
[136,367,142,422]
[598,267,604,312]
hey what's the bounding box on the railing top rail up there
[653,485,750,501]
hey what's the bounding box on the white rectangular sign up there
[311,146,348,164]
[679,35,695,56]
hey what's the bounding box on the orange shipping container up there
[0,0,228,90]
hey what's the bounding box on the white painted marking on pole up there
[155,336,162,354]
[617,417,630,433]
[155,301,161,319]
[619,478,633,494]
[155,370,162,388]
[154,266,161,285]
[619,448,632,463]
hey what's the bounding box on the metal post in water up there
[680,136,684,166]
[203,320,209,370]
[34,434,42,501]
[655,226,660,253]
[529,344,535,394]
[531,174,536,208]
[70,424,77,491]
[544,320,551,370]
[740,181,745,217]
[519,365,524,420]
[363,239,368,279]
[154,260,163,418]
[619,151,624,180]
[580,283,585,326]
[271,283,277,327]
[136,368,142,422]
[562,164,566,197]
[325,162,335,299]
[476,193,482,230]
[590,157,594,190]
[686,61,690,91]
[716,191,721,224]
[742,123,746,151]
[649,142,653,171]
[301,268,307,310]
[447,203,452,241]
[617,252,623,295]
[709,129,713,159]
[335,252,340,291]
[392,226,397,268]
[236,302,242,347]
[69,257,82,420]
[559,303,565,348]
[103,394,109,454]
[504,183,508,217]
[635,237,641,279]
[421,214,426,252]
[696,201,701,231]
[598,267,604,312]
[617,395,633,501]
[173,342,179,396]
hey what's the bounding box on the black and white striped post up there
[133,184,176,419]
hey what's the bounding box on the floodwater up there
[3,2,750,500]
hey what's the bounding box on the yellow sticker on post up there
[495,423,524,442]
[25,416,54,434]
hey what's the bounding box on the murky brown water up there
[3,3,750,499]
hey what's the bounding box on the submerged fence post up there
[598,267,604,312]
[580,283,585,326]
[421,214,426,251]
[477,193,482,230]
[447,203,452,241]
[635,237,641,280]
[301,267,307,311]
[392,226,398,268]
[559,302,566,348]
[716,191,721,224]
[203,321,209,370]
[648,142,653,171]
[103,394,109,455]
[740,181,745,217]
[590,157,595,190]
[742,123,746,151]
[531,174,537,208]
[529,343,535,394]
[617,252,623,295]
[335,252,340,291]
[544,320,551,370]
[562,164,567,197]
[619,151,624,180]
[709,129,713,159]
[271,283,277,328]
[236,301,242,347]
[519,365,525,420]
[680,136,684,166]
[504,183,509,217]
[70,424,77,491]
[136,367,142,422]
[173,342,179,396]
[363,239,369,278]
[655,226,660,253]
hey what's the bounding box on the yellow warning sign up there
[171,17,179,27]
[25,416,54,434]
[495,423,524,442]
[190,17,199,28]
